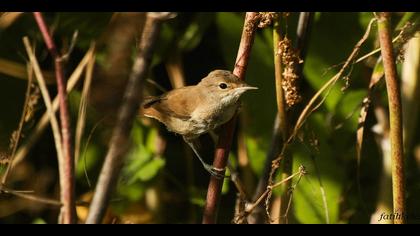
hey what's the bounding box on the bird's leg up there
[184,138,225,179]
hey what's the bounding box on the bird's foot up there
[203,163,227,179]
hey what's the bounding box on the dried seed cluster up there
[278,37,303,107]
[257,12,279,28]
[395,21,417,63]
[1,83,40,165]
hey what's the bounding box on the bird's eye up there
[219,83,228,89]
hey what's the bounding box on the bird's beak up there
[235,84,258,91]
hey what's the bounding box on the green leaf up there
[117,182,146,202]
[177,13,215,52]
[131,121,145,145]
[135,157,165,182]
[190,196,206,207]
[245,137,266,175]
[123,123,164,184]
[221,153,236,195]
[146,128,158,153]
[189,186,207,207]
[32,218,46,224]
[304,13,369,111]
[55,13,113,49]
[293,113,344,224]
[75,143,99,179]
[334,89,367,131]
[396,12,419,29]
[151,22,176,68]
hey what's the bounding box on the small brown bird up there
[141,70,257,177]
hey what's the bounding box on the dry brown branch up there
[33,12,76,223]
[85,12,173,224]
[12,48,94,168]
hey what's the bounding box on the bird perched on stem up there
[141,70,257,178]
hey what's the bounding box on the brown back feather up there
[141,86,200,122]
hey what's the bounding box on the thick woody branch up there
[85,13,170,224]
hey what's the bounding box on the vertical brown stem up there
[33,12,76,224]
[202,118,237,224]
[202,12,259,224]
[375,12,405,224]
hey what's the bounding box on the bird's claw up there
[203,164,226,179]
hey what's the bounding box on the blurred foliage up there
[0,12,419,224]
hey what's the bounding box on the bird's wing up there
[142,87,198,121]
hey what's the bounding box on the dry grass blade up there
[80,117,107,188]
[356,20,419,64]
[22,36,65,171]
[23,36,69,219]
[356,36,402,64]
[0,12,22,29]
[0,57,32,80]
[12,46,94,168]
[275,167,305,224]
[165,52,186,89]
[262,18,376,223]
[0,185,62,207]
[75,44,96,164]
[0,57,55,83]
[267,19,377,192]
[287,18,377,146]
[310,154,330,224]
[237,166,306,222]
[356,60,384,173]
[0,62,34,185]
